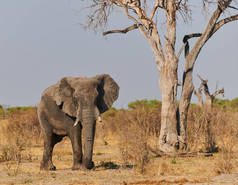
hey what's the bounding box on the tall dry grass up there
[102,103,238,174]
[0,108,41,162]
[102,105,161,173]
[187,107,238,152]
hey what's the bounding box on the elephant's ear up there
[94,74,119,113]
[54,77,77,117]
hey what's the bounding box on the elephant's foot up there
[84,161,95,170]
[40,161,56,171]
[72,161,95,170]
[72,165,88,171]
[72,163,82,171]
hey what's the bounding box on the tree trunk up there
[177,68,194,150]
[158,62,179,153]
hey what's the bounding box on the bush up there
[230,97,238,110]
[6,106,35,114]
[128,99,161,110]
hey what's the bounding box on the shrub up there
[6,106,35,115]
[128,99,161,110]
[230,97,238,110]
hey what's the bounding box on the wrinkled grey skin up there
[37,74,119,170]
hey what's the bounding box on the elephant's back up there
[41,84,57,98]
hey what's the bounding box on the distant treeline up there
[126,98,238,111]
[0,105,35,118]
[0,97,238,117]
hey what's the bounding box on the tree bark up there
[158,63,179,153]
[157,1,180,153]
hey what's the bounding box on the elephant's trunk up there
[74,105,101,127]
[82,107,96,169]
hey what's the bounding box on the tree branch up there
[102,24,138,36]
[193,83,204,108]
[196,74,224,109]
[212,88,224,98]
[123,6,140,24]
[185,7,223,68]
[123,6,150,40]
[150,0,160,20]
[228,5,238,10]
[197,74,210,97]
[187,1,236,65]
[212,14,238,36]
[177,43,186,59]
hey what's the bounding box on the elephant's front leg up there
[69,124,83,170]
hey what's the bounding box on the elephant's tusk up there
[98,116,102,122]
[73,121,79,127]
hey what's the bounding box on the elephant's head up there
[53,74,119,169]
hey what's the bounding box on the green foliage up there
[0,105,4,118]
[213,98,238,111]
[171,158,176,164]
[104,140,108,146]
[213,98,230,109]
[102,107,119,119]
[128,99,161,109]
[230,98,238,109]
[0,105,35,118]
[6,106,34,114]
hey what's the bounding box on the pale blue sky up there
[0,0,237,108]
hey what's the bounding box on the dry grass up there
[0,108,41,163]
[102,105,238,175]
[186,108,238,174]
[0,108,41,146]
[1,136,237,185]
[103,106,160,174]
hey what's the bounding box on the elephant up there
[37,74,119,170]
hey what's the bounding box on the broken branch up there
[177,33,202,58]
[212,88,224,98]
[102,24,138,36]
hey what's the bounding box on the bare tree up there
[194,75,224,110]
[81,0,238,153]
